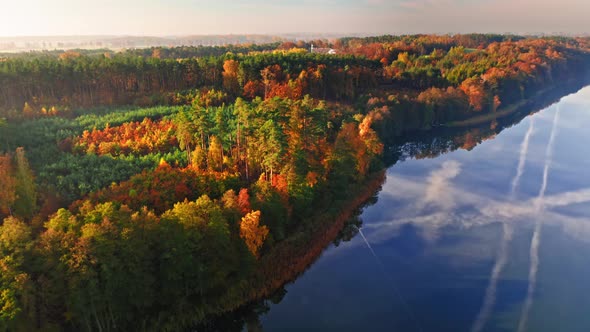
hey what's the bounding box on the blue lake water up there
[259,86,590,332]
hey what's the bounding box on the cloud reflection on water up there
[473,115,535,332]
[365,174,590,245]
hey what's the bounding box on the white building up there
[310,44,337,55]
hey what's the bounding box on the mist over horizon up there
[1,32,588,54]
[0,0,588,39]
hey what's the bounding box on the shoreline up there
[446,97,532,127]
[199,171,387,326]
[446,77,590,128]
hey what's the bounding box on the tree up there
[243,80,263,99]
[0,216,32,327]
[239,210,268,258]
[162,195,238,300]
[253,119,286,182]
[191,106,211,150]
[191,145,207,170]
[327,122,368,195]
[175,111,197,163]
[251,178,289,241]
[234,98,252,178]
[260,66,277,100]
[13,148,37,219]
[207,135,224,172]
[221,189,241,223]
[221,190,239,212]
[0,155,16,216]
[237,189,251,215]
[460,78,488,112]
[222,59,241,97]
[22,103,34,118]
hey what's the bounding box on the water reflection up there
[351,97,590,331]
[366,155,590,246]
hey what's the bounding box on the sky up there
[0,0,588,37]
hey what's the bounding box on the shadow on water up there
[195,79,590,332]
[384,77,590,168]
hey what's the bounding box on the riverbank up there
[446,76,590,128]
[446,97,532,127]
[251,170,387,299]
[196,171,387,328]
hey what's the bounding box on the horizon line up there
[1,32,589,39]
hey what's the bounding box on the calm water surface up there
[260,86,590,332]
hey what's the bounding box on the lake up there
[257,86,590,332]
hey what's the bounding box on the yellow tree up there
[239,210,268,258]
[0,155,16,216]
[0,216,32,324]
[222,59,241,97]
[221,190,239,212]
[13,148,37,219]
[207,135,224,172]
[22,102,34,118]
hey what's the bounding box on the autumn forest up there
[1,34,590,331]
